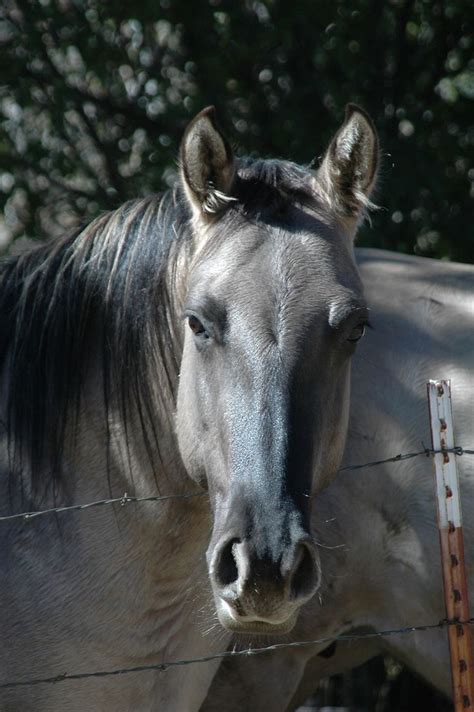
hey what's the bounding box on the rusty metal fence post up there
[428,379,474,711]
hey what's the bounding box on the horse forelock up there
[235,158,317,213]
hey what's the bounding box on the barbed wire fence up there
[0,440,473,692]
[0,446,472,524]
[1,617,473,690]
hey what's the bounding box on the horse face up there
[176,107,378,634]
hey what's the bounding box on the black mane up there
[0,186,192,502]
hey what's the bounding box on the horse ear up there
[316,104,379,222]
[180,106,236,218]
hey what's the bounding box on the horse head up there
[176,105,379,633]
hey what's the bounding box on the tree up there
[0,1,473,261]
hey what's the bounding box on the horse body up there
[1,106,380,710]
[202,247,474,711]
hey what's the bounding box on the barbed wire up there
[0,617,471,689]
[339,445,473,472]
[0,446,472,524]
[1,445,473,691]
[0,491,206,523]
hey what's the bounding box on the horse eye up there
[188,315,207,337]
[347,324,366,343]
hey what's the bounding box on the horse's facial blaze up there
[176,106,378,632]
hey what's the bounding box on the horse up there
[201,248,474,711]
[0,105,380,710]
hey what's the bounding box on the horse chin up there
[216,599,298,635]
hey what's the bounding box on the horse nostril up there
[214,538,240,588]
[290,543,320,601]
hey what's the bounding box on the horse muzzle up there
[208,536,321,634]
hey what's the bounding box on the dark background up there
[0,0,473,262]
[0,1,472,709]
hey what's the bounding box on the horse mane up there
[0,185,192,504]
[0,156,316,506]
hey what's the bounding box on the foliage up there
[0,0,473,261]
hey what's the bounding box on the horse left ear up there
[180,106,236,219]
[316,104,379,223]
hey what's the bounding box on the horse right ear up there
[180,107,236,219]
